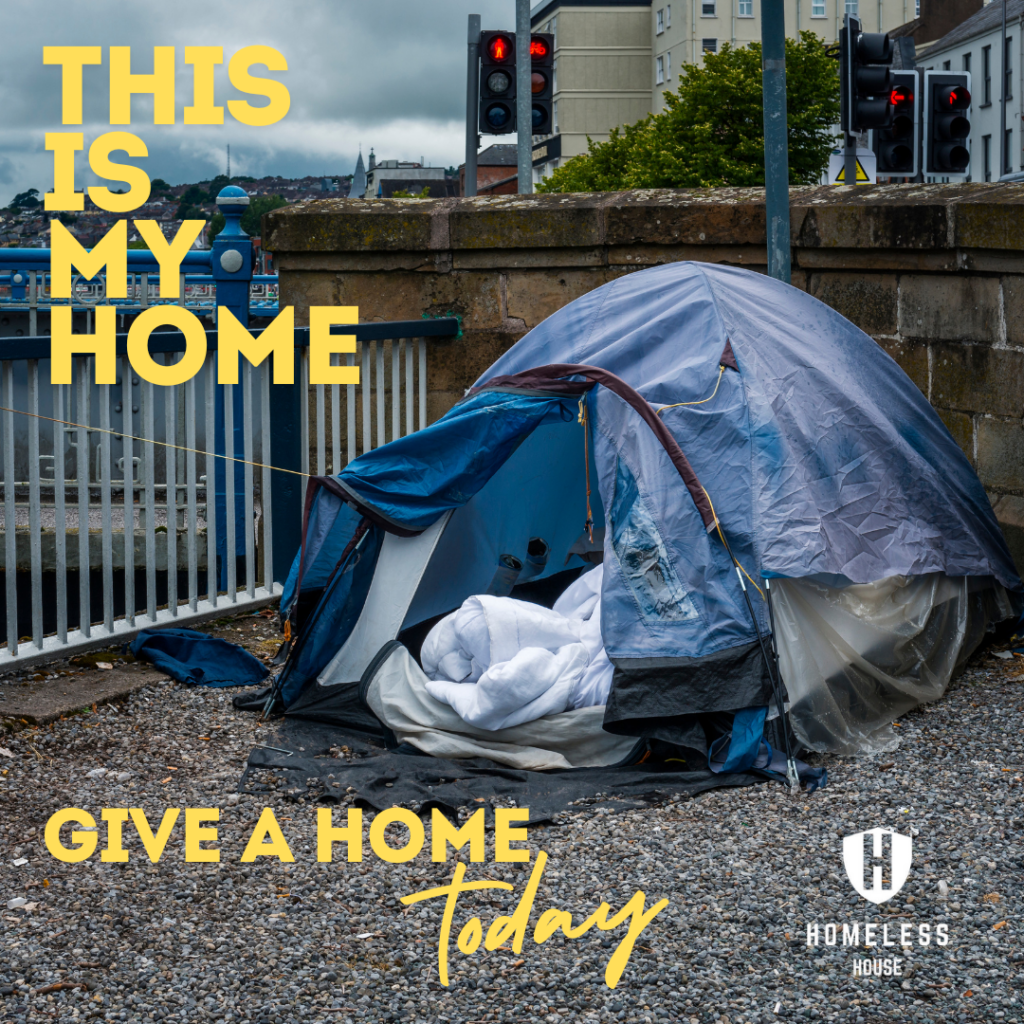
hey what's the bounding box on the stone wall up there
[265,183,1024,568]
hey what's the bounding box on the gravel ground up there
[0,614,1021,1024]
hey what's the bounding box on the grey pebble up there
[0,626,1022,1024]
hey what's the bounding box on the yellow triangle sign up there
[835,158,870,183]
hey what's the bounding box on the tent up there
[266,261,1021,784]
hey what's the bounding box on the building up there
[530,0,654,181]
[377,179,460,198]
[351,150,368,198]
[890,0,983,51]
[916,0,1024,181]
[364,157,450,198]
[459,144,520,194]
[529,0,922,183]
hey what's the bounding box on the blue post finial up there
[211,185,253,325]
[215,185,250,240]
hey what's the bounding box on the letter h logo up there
[842,828,912,905]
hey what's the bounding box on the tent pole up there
[764,578,800,792]
[715,527,799,792]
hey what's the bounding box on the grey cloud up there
[1,0,517,202]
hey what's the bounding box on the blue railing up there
[0,189,279,332]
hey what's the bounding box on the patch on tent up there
[720,338,739,372]
[602,640,775,737]
[610,457,698,623]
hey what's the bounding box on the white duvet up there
[421,565,613,731]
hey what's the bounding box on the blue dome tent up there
[263,262,1021,783]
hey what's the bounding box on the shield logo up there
[842,828,913,905]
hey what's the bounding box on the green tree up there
[209,194,289,239]
[176,184,208,219]
[538,31,839,192]
[9,188,41,210]
[390,185,432,198]
[206,174,231,200]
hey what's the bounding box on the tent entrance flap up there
[317,512,453,688]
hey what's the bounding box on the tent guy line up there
[0,404,309,478]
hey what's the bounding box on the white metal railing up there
[0,351,277,667]
[300,338,427,478]
[0,326,448,668]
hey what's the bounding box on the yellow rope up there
[578,396,595,543]
[701,486,765,601]
[0,405,309,478]
[656,364,726,416]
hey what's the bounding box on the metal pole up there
[466,14,481,197]
[1001,0,1008,176]
[843,15,857,188]
[516,0,533,194]
[761,0,791,283]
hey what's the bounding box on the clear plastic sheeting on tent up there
[772,573,1016,754]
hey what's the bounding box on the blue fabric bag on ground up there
[130,628,269,688]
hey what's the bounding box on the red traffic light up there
[488,34,513,62]
[530,37,549,59]
[891,87,913,105]
[941,84,971,108]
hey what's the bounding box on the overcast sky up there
[0,0,521,205]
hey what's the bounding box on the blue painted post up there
[211,186,253,590]
[761,0,791,283]
[10,270,27,301]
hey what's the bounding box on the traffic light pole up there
[516,0,533,194]
[761,0,791,283]
[844,133,857,185]
[466,14,481,198]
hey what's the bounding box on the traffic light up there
[873,70,919,177]
[924,71,972,176]
[840,14,894,133]
[479,30,516,135]
[530,33,555,136]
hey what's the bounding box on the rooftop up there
[919,0,1024,57]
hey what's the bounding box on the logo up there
[842,828,912,905]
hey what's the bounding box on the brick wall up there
[265,184,1024,569]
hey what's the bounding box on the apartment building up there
[530,0,654,181]
[530,0,922,181]
[916,0,1024,181]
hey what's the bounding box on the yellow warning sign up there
[834,159,871,183]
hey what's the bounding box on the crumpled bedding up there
[421,565,613,730]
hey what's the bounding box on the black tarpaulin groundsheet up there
[239,715,762,822]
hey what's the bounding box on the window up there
[845,0,857,13]
[963,52,971,75]
[739,0,753,14]
[656,55,665,84]
[666,50,672,81]
[812,0,825,17]
[657,8,664,33]
[943,60,950,71]
[983,134,991,181]
[915,0,920,14]
[1006,129,1014,174]
[702,1,717,15]
[983,45,992,105]
[666,4,672,27]
[702,38,718,53]
[1006,36,1014,99]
